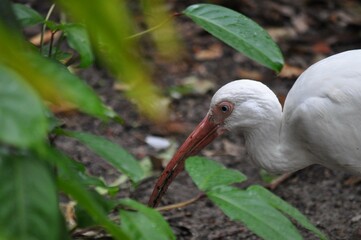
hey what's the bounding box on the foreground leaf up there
[55,0,170,122]
[248,185,328,240]
[61,23,94,67]
[42,147,130,240]
[12,3,44,27]
[0,153,61,240]
[208,186,302,240]
[119,199,175,240]
[69,158,119,194]
[0,23,115,120]
[58,130,144,183]
[183,4,284,72]
[0,65,47,147]
[185,156,246,191]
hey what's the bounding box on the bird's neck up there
[243,114,309,174]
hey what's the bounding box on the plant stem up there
[48,30,57,58]
[40,3,56,53]
[125,13,181,40]
[155,193,205,211]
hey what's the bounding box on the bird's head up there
[208,80,281,133]
[148,79,280,207]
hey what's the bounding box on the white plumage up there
[149,49,361,207]
[212,50,361,174]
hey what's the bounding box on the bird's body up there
[281,50,361,174]
[149,49,361,207]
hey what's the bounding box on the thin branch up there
[156,193,205,212]
[40,3,56,53]
[125,13,181,40]
[48,30,58,58]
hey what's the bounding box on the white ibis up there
[148,49,361,207]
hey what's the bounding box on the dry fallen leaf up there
[113,82,130,91]
[29,30,62,46]
[267,27,296,41]
[183,76,216,94]
[194,43,223,60]
[60,201,77,230]
[237,68,263,81]
[312,41,332,54]
[279,64,304,78]
[47,101,78,114]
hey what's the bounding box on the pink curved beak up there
[148,113,224,207]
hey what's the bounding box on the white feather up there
[211,50,361,174]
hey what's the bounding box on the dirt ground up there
[43,0,361,239]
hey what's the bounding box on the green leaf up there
[0,65,47,147]
[55,0,170,122]
[58,179,129,239]
[75,190,117,228]
[185,156,247,191]
[61,23,94,67]
[0,153,61,240]
[0,24,116,121]
[208,186,303,240]
[25,54,112,120]
[248,185,328,240]
[12,3,44,27]
[41,147,130,240]
[119,199,175,240]
[57,130,144,184]
[183,4,284,72]
[68,157,119,194]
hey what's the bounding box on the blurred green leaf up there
[44,20,60,31]
[0,65,47,147]
[119,199,175,240]
[183,4,284,72]
[68,158,119,194]
[259,169,279,184]
[208,186,303,240]
[141,0,183,59]
[41,147,130,240]
[185,156,247,191]
[0,22,115,120]
[0,153,61,240]
[58,130,144,184]
[75,190,117,228]
[248,185,328,240]
[55,0,170,122]
[61,23,94,67]
[58,179,129,239]
[12,3,44,27]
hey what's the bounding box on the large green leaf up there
[61,23,94,68]
[12,3,44,27]
[119,199,175,240]
[55,0,170,122]
[248,185,328,240]
[0,153,61,240]
[0,23,115,121]
[58,130,144,184]
[41,147,130,240]
[0,65,47,147]
[185,156,247,191]
[208,186,303,240]
[24,54,112,120]
[68,157,119,194]
[183,4,284,72]
[58,179,129,240]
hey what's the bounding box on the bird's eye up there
[221,105,229,112]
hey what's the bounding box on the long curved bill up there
[148,113,224,207]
